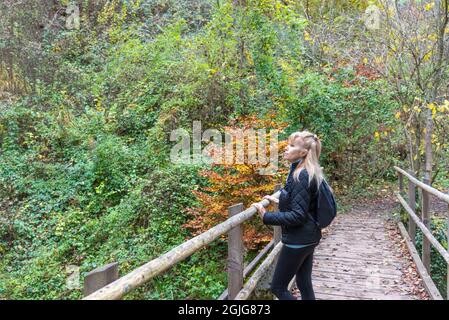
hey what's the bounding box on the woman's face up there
[283,137,307,163]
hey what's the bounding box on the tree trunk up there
[423,106,433,188]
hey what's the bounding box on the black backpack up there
[310,179,337,229]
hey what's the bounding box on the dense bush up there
[0,152,213,298]
[279,69,401,188]
[0,100,224,299]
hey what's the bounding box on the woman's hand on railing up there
[251,203,266,219]
[252,194,279,219]
[263,195,279,204]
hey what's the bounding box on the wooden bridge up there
[81,167,449,300]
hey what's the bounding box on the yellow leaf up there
[428,33,438,41]
[423,52,432,61]
[304,31,312,41]
[374,56,383,65]
[424,2,435,11]
[395,111,401,119]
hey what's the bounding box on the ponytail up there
[290,131,325,189]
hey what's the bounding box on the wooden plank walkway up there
[290,200,430,300]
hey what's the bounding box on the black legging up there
[270,243,317,300]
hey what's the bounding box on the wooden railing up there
[82,185,283,300]
[394,166,449,300]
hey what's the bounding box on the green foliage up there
[135,242,228,300]
[0,96,218,299]
[280,68,401,190]
[0,148,210,299]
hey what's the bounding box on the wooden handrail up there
[394,166,449,203]
[396,192,449,264]
[83,191,281,300]
[394,166,449,300]
[397,223,443,300]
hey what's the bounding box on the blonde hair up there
[288,130,325,189]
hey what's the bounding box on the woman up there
[251,130,325,300]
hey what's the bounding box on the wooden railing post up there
[407,169,417,244]
[422,180,431,273]
[227,203,244,300]
[83,262,119,297]
[273,184,282,244]
[399,171,404,194]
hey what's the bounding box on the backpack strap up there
[306,178,320,228]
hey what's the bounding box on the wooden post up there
[422,187,431,273]
[399,172,404,194]
[273,184,282,244]
[407,170,417,245]
[83,262,119,297]
[227,203,244,300]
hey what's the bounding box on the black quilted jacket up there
[262,160,321,245]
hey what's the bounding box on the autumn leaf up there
[424,2,435,11]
